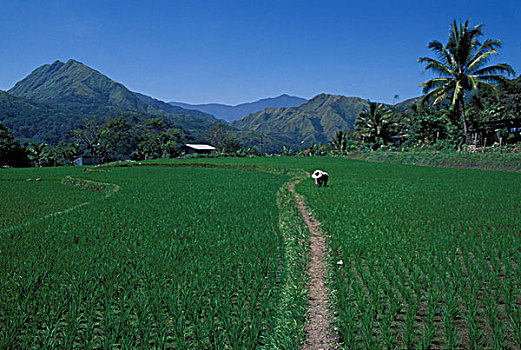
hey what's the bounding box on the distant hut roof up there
[184,144,216,151]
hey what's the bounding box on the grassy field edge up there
[347,151,521,172]
[262,179,310,349]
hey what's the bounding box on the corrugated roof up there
[185,144,216,150]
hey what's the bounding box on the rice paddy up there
[1,157,520,349]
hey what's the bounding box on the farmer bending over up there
[312,170,328,187]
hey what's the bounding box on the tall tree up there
[134,127,184,160]
[98,117,136,161]
[206,122,228,150]
[355,102,397,149]
[0,122,28,167]
[418,19,515,144]
[218,136,242,154]
[59,142,83,165]
[404,103,454,147]
[72,120,101,154]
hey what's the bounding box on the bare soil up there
[289,179,338,350]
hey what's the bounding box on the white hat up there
[312,170,323,179]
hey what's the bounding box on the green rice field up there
[295,158,521,349]
[1,157,520,349]
[0,165,308,349]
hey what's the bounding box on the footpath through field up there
[289,178,337,350]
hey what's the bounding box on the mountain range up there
[169,94,307,122]
[133,92,218,121]
[232,94,369,145]
[1,58,406,153]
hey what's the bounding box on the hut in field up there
[181,144,217,155]
[74,155,101,166]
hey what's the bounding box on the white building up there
[181,144,217,155]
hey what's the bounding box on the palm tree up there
[418,19,515,144]
[355,102,397,149]
[330,130,348,153]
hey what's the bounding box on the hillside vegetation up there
[9,60,155,115]
[232,94,368,145]
[0,91,84,144]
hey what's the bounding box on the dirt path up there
[289,179,337,350]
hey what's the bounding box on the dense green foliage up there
[0,91,83,145]
[0,165,309,348]
[355,102,399,149]
[9,60,158,114]
[472,76,521,123]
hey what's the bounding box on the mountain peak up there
[45,59,87,72]
[64,58,85,67]
[8,59,148,112]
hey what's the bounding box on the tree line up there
[0,117,181,167]
[0,116,249,167]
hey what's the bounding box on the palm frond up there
[472,74,509,86]
[467,39,501,68]
[451,81,464,107]
[419,57,454,77]
[468,22,484,37]
[476,80,501,96]
[467,75,479,91]
[466,48,498,72]
[474,63,515,77]
[433,91,451,105]
[427,40,449,63]
[420,86,448,105]
[419,78,450,93]
[474,38,502,54]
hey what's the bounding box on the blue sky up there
[1,0,520,105]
